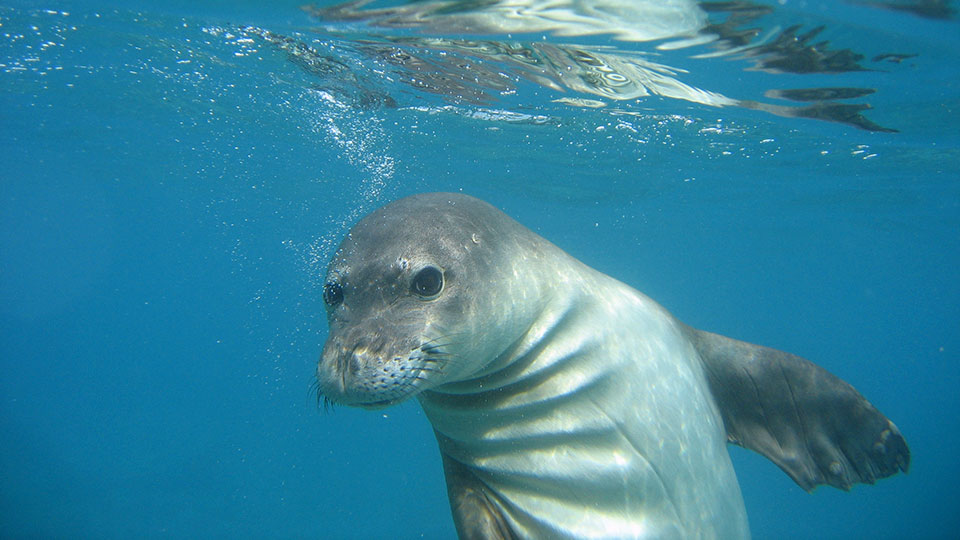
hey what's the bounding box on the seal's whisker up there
[420,351,453,358]
[420,344,460,355]
[309,379,322,407]
[416,366,442,374]
[419,333,468,350]
[309,377,337,412]
[420,332,468,345]
[420,340,460,349]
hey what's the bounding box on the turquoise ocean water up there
[1,0,958,538]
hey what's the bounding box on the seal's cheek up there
[429,293,471,323]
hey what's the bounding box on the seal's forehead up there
[328,193,508,275]
[368,192,500,228]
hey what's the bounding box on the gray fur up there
[317,193,909,539]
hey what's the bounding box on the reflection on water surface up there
[275,0,948,131]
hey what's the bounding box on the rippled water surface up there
[1,1,958,538]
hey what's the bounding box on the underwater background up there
[1,0,958,538]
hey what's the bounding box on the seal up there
[316,192,909,539]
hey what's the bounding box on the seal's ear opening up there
[412,266,444,298]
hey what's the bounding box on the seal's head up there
[316,192,553,408]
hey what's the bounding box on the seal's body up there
[317,193,909,539]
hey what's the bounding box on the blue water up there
[1,0,958,538]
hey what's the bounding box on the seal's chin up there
[315,375,424,409]
[353,396,410,410]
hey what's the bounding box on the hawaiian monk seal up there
[316,192,909,539]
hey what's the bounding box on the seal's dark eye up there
[411,266,443,298]
[323,282,344,306]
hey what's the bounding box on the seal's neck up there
[422,252,607,392]
[417,266,627,448]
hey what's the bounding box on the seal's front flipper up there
[439,449,516,540]
[686,326,910,492]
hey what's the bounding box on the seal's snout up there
[329,342,361,386]
[317,336,370,393]
[317,330,434,408]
